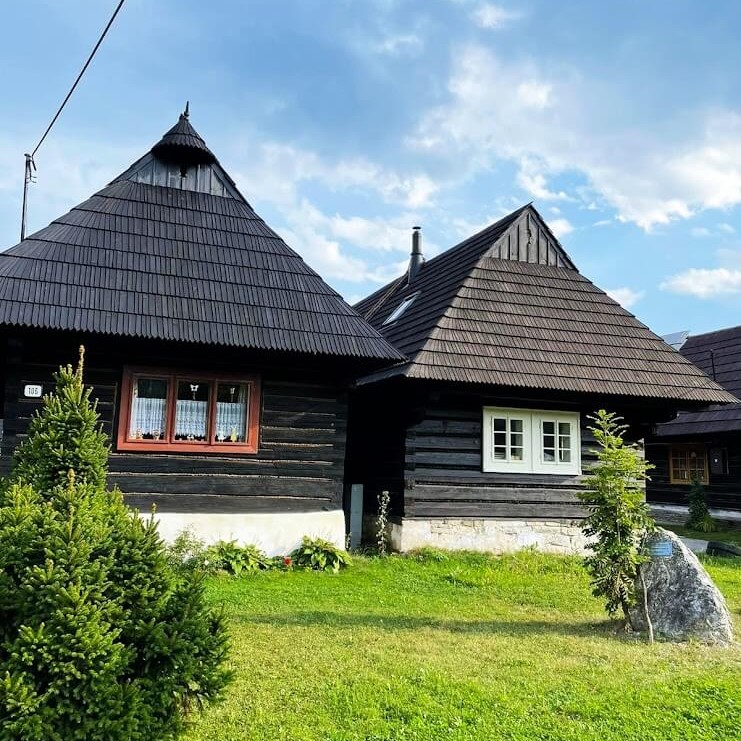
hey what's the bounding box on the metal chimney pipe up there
[409,226,424,283]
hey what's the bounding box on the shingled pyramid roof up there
[0,111,402,362]
[355,205,735,404]
[655,324,741,434]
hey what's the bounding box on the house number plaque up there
[649,540,673,558]
[23,384,43,398]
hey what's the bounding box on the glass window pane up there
[510,419,523,433]
[493,447,507,460]
[215,383,249,443]
[510,433,523,448]
[493,418,506,432]
[175,380,210,441]
[511,447,523,461]
[543,421,555,435]
[558,422,570,436]
[130,378,168,440]
[559,449,571,463]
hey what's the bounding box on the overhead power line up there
[20,0,127,241]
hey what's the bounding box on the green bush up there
[0,351,231,740]
[8,348,109,493]
[290,536,351,573]
[686,476,716,532]
[578,410,655,625]
[166,529,214,574]
[205,541,271,576]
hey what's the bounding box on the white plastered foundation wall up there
[150,510,346,557]
[390,518,589,555]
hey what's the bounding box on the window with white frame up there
[482,408,581,475]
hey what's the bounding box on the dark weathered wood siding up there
[646,435,741,511]
[2,329,352,514]
[348,380,659,522]
[403,405,595,520]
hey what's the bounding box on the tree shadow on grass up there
[233,611,615,638]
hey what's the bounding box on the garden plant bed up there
[186,550,741,741]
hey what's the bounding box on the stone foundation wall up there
[390,518,589,555]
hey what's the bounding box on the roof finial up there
[183,100,190,119]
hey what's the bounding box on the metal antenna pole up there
[20,154,36,242]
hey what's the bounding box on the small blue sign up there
[649,540,673,558]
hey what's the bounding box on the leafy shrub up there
[578,410,655,625]
[0,351,231,740]
[206,541,270,576]
[166,529,214,574]
[686,476,716,533]
[290,536,351,572]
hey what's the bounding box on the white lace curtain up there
[129,397,167,439]
[129,390,248,442]
[175,400,209,439]
[215,402,247,442]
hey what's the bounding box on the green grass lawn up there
[664,523,741,547]
[186,551,741,741]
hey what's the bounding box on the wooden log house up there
[647,325,741,513]
[0,109,402,554]
[348,207,736,552]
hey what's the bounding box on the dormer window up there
[383,292,419,326]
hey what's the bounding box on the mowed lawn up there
[186,551,741,741]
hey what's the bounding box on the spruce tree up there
[686,475,715,532]
[10,348,109,492]
[0,349,231,740]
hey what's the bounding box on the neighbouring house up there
[0,108,402,554]
[647,325,741,513]
[347,206,736,553]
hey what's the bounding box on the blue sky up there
[2,0,741,335]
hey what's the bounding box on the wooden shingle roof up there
[355,205,735,404]
[655,325,741,435]
[0,114,402,362]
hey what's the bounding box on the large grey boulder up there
[629,528,734,644]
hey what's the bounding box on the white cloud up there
[661,267,741,298]
[410,45,741,231]
[691,227,712,238]
[233,142,438,211]
[516,159,571,201]
[549,217,574,237]
[605,286,645,309]
[718,222,736,234]
[229,141,442,285]
[515,80,552,110]
[593,219,612,227]
[471,4,522,29]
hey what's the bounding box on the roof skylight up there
[383,293,419,326]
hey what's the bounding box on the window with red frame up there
[117,369,260,453]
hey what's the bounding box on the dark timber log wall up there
[403,401,595,520]
[1,330,351,514]
[646,434,741,511]
[348,380,659,522]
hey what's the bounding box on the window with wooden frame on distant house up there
[482,407,581,475]
[669,444,708,484]
[116,368,261,453]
